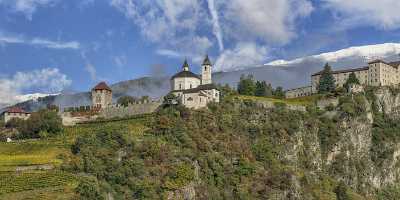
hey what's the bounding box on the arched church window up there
[204,66,207,71]
[190,84,192,89]
[179,84,182,90]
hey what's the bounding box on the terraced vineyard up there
[0,171,77,195]
[0,115,151,199]
[0,141,67,172]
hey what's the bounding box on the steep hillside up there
[3,86,400,199]
[57,89,400,199]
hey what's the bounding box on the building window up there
[187,97,193,101]
[179,84,182,90]
[190,84,192,89]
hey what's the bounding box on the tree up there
[344,72,360,90]
[75,177,104,200]
[273,87,285,98]
[117,96,137,107]
[218,84,238,100]
[265,83,273,97]
[255,81,266,97]
[15,109,63,139]
[318,63,336,93]
[237,74,256,96]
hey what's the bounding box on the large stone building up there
[285,59,400,98]
[91,82,113,108]
[171,56,220,109]
[2,107,31,123]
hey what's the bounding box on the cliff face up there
[272,88,400,198]
[226,89,400,199]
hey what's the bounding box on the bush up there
[75,177,104,200]
[12,109,63,139]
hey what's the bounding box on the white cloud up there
[113,55,127,67]
[214,42,268,72]
[0,68,71,107]
[207,0,224,52]
[111,0,212,61]
[220,0,313,45]
[84,63,97,81]
[323,0,400,30]
[111,0,313,71]
[156,49,181,58]
[266,43,400,66]
[0,0,59,20]
[0,32,80,49]
[31,38,80,49]
[81,51,97,81]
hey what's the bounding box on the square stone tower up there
[91,82,112,108]
[201,55,212,85]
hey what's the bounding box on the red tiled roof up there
[6,107,29,114]
[92,82,112,91]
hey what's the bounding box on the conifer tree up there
[237,74,256,96]
[318,63,336,93]
[255,81,267,97]
[344,72,360,90]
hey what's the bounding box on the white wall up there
[4,112,31,123]
[172,77,201,91]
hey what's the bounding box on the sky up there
[1,0,400,102]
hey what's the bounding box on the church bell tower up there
[201,55,212,85]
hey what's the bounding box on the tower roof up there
[202,55,212,66]
[92,82,112,91]
[171,71,200,80]
[182,59,190,71]
[6,107,30,114]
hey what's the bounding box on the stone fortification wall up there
[61,112,98,126]
[100,100,162,119]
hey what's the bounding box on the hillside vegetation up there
[2,88,400,199]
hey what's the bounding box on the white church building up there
[170,55,220,109]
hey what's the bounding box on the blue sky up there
[1,0,400,102]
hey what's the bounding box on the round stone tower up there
[91,82,112,108]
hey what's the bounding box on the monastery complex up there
[285,59,400,98]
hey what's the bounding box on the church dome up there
[170,71,200,80]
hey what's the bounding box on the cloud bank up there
[323,0,400,30]
[0,68,71,108]
[111,0,314,71]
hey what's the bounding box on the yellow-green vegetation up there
[0,186,76,200]
[0,115,151,199]
[0,140,68,172]
[63,114,151,143]
[0,171,77,198]
[235,94,321,106]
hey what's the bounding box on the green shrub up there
[75,177,104,200]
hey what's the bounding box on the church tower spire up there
[201,55,212,85]
[182,59,189,71]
